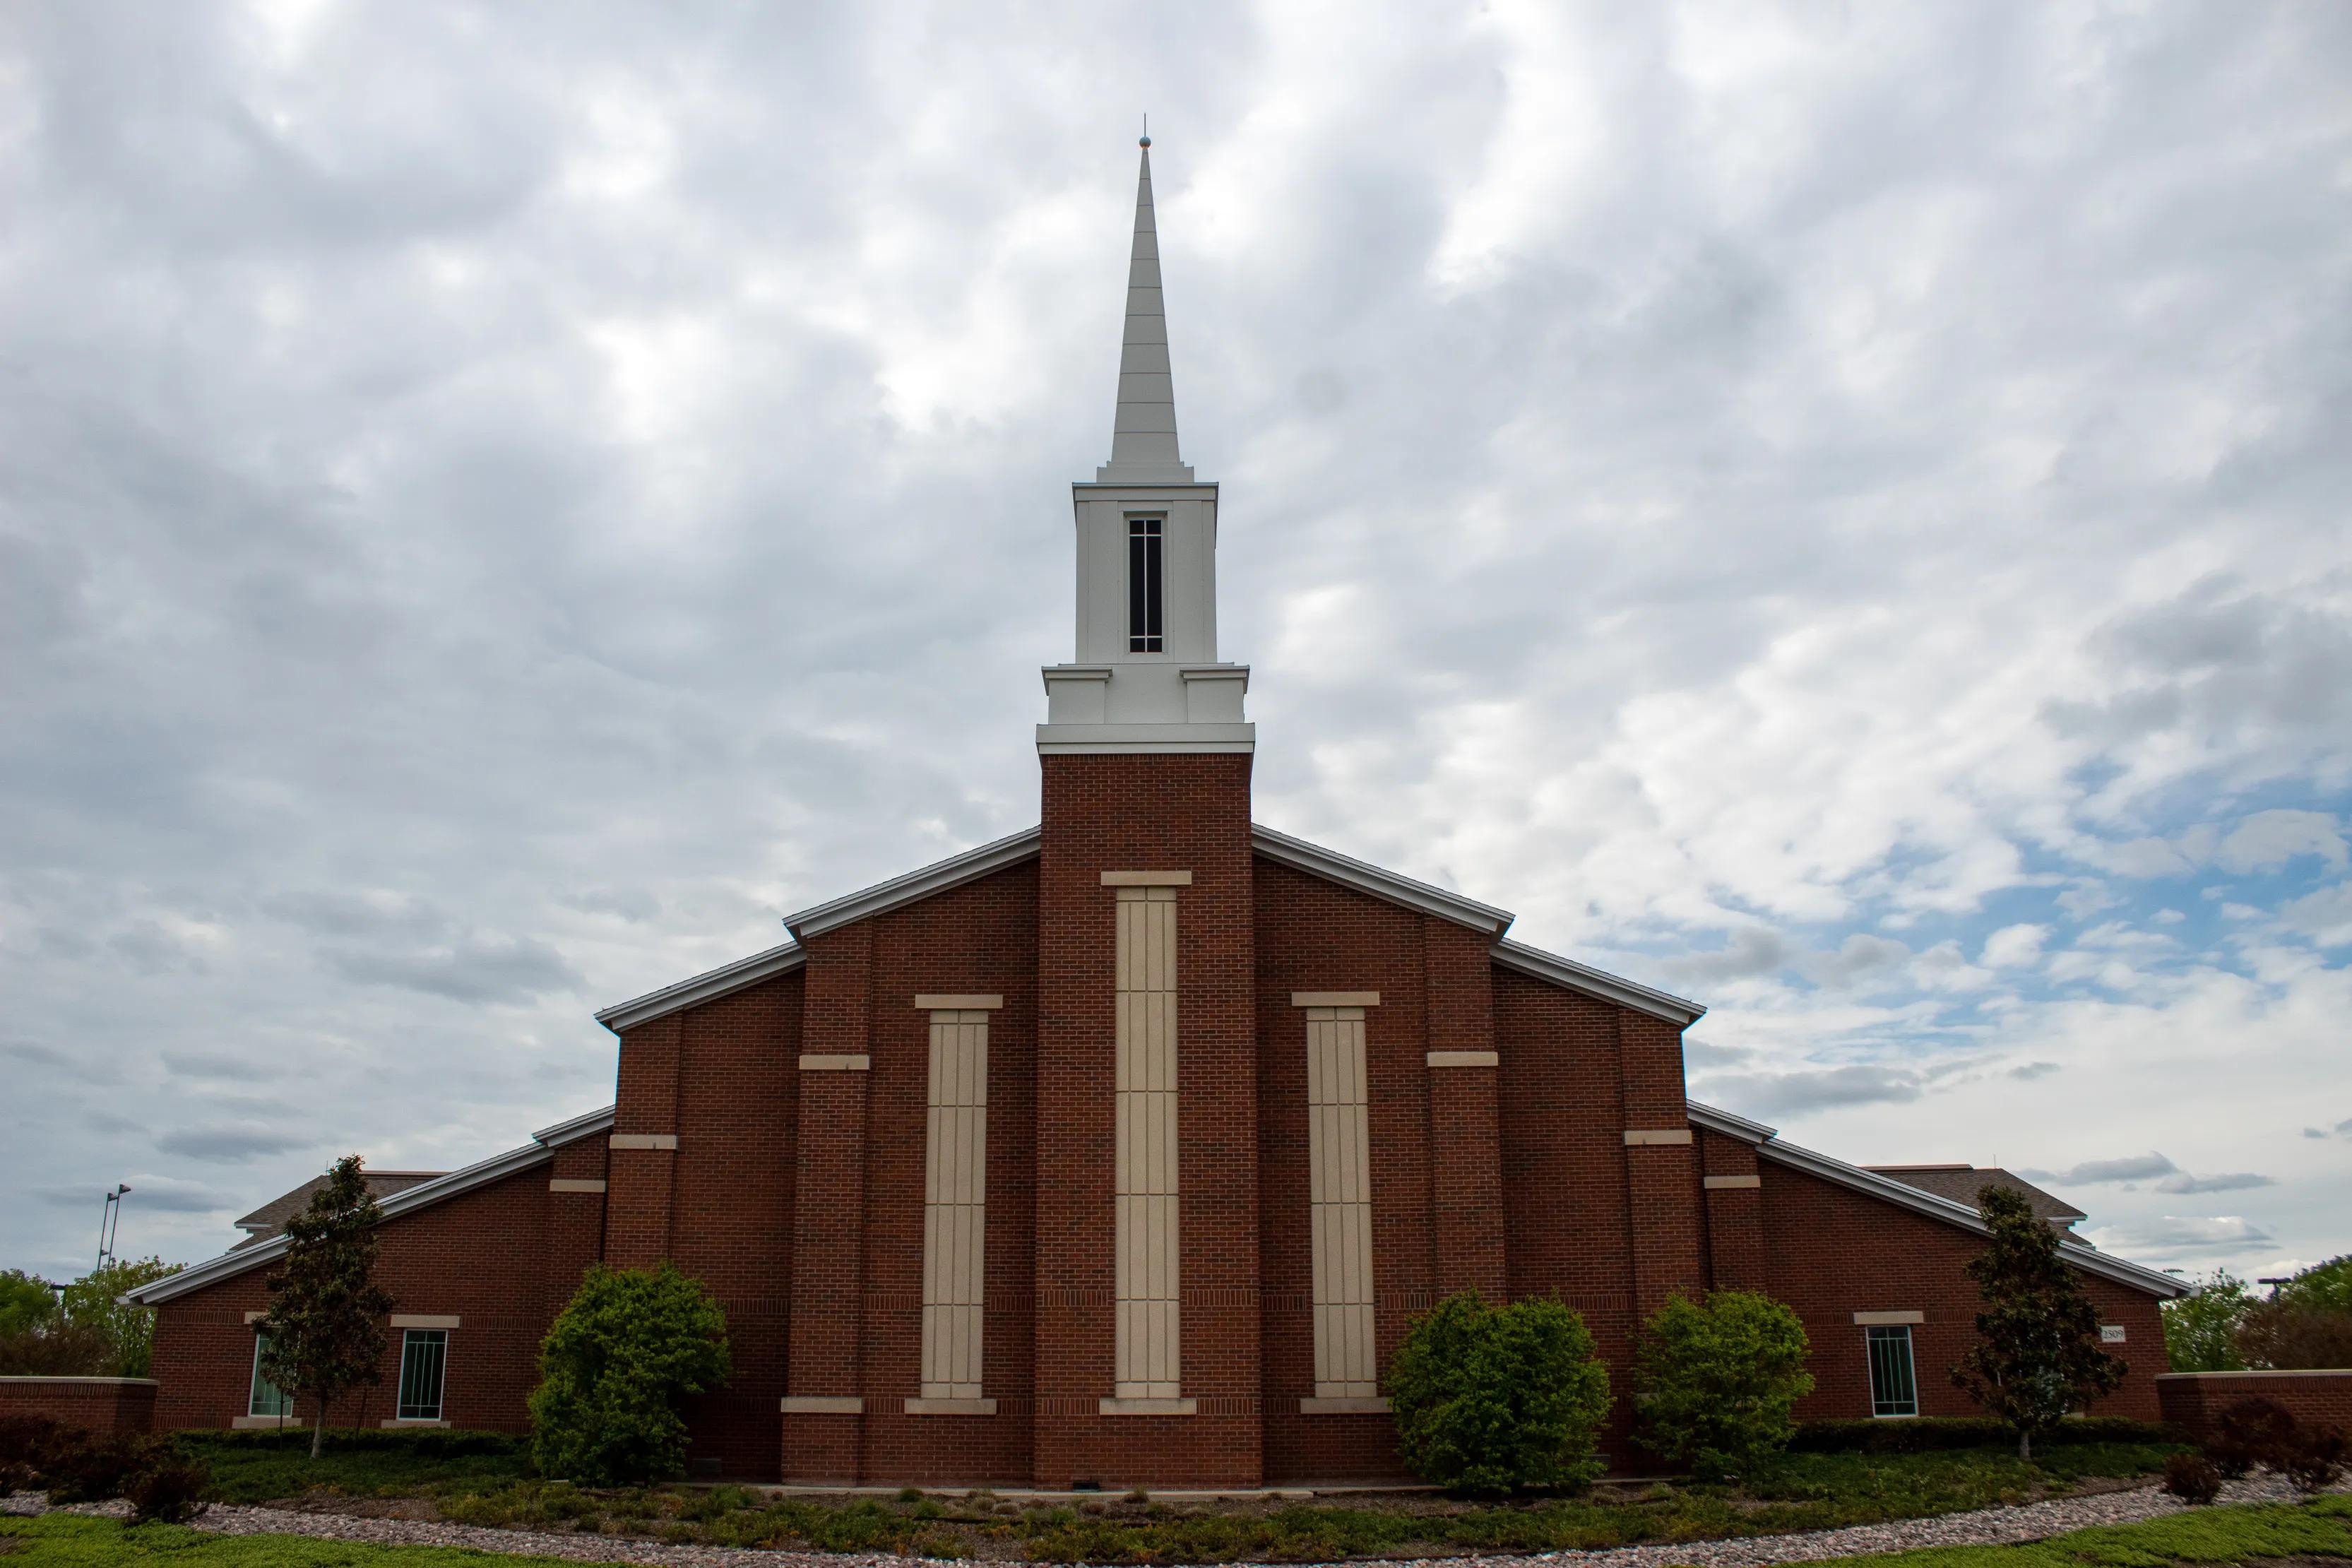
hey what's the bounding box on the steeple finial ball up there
[1139,134,1151,148]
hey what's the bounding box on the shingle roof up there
[1867,1164,2087,1227]
[230,1171,447,1249]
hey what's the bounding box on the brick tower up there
[1031,137,1264,1486]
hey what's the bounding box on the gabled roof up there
[1687,1100,2184,1299]
[595,941,807,1034]
[1869,1164,2087,1227]
[122,1106,617,1307]
[1250,824,1514,936]
[232,1171,446,1249]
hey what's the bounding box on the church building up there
[133,144,2184,1487]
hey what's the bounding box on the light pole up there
[95,1184,130,1272]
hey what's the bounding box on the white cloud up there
[2218,810,2346,874]
[1981,924,2048,968]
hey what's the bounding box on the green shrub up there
[2161,1451,2221,1504]
[527,1262,731,1485]
[121,1449,210,1524]
[1632,1289,1813,1478]
[1385,1290,1611,1495]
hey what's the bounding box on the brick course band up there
[1099,1396,1198,1416]
[778,1396,864,1414]
[1299,1396,1391,1414]
[905,1397,998,1415]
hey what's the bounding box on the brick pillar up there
[780,923,872,1485]
[542,1136,610,1319]
[1033,752,1262,1489]
[1696,1129,1765,1291]
[1621,1013,1704,1316]
[1423,921,1506,1301]
[605,1014,682,1266]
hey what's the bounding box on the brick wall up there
[2157,1370,2352,1438]
[148,1156,598,1435]
[1754,1159,2166,1422]
[0,1377,157,1435]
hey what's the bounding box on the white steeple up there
[1038,138,1252,757]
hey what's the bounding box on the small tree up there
[1633,1290,1814,1478]
[2162,1270,2250,1372]
[61,1257,182,1377]
[259,1156,396,1458]
[1386,1291,1612,1495]
[1949,1184,2124,1459]
[529,1264,731,1485]
[0,1271,58,1336]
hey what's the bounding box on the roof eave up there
[1492,938,1708,1027]
[782,826,1043,943]
[1249,824,1514,937]
[595,942,807,1035]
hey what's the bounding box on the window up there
[397,1329,448,1421]
[921,1007,990,1400]
[1865,1324,1918,1417]
[1113,884,1180,1398]
[249,1333,295,1418]
[1127,516,1163,652]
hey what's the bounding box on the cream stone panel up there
[920,1009,990,1400]
[1305,1006,1377,1398]
[1114,885,1182,1398]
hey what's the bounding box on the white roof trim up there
[1704,1113,2186,1299]
[782,827,1043,942]
[533,1103,619,1148]
[1491,937,1708,1026]
[1251,824,1514,936]
[124,1106,617,1308]
[1687,1099,1778,1144]
[595,942,807,1034]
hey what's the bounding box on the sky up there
[1,1,2347,1291]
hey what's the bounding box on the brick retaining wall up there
[2157,1369,2352,1437]
[0,1376,158,1435]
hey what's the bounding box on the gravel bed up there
[2,1473,2336,1568]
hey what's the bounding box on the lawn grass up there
[4,1494,2346,1568]
[174,1432,531,1507]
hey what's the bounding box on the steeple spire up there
[1098,138,1194,484]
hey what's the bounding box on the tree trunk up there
[2019,1427,2032,1462]
[311,1394,328,1459]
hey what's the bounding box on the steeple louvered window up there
[1127,516,1164,652]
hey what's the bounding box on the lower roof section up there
[122,1105,616,1308]
[1686,1100,2185,1300]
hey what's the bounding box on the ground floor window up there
[248,1333,295,1418]
[397,1329,448,1421]
[1866,1323,1918,1417]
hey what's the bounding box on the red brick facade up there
[143,754,2181,1483]
[2157,1370,2352,1439]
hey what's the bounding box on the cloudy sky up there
[3,1,2347,1289]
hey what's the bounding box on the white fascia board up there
[124,1135,563,1308]
[593,942,807,1034]
[1251,824,1514,937]
[1490,938,1707,1026]
[531,1104,617,1148]
[1754,1134,2187,1299]
[1686,1099,1779,1145]
[782,827,1043,942]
